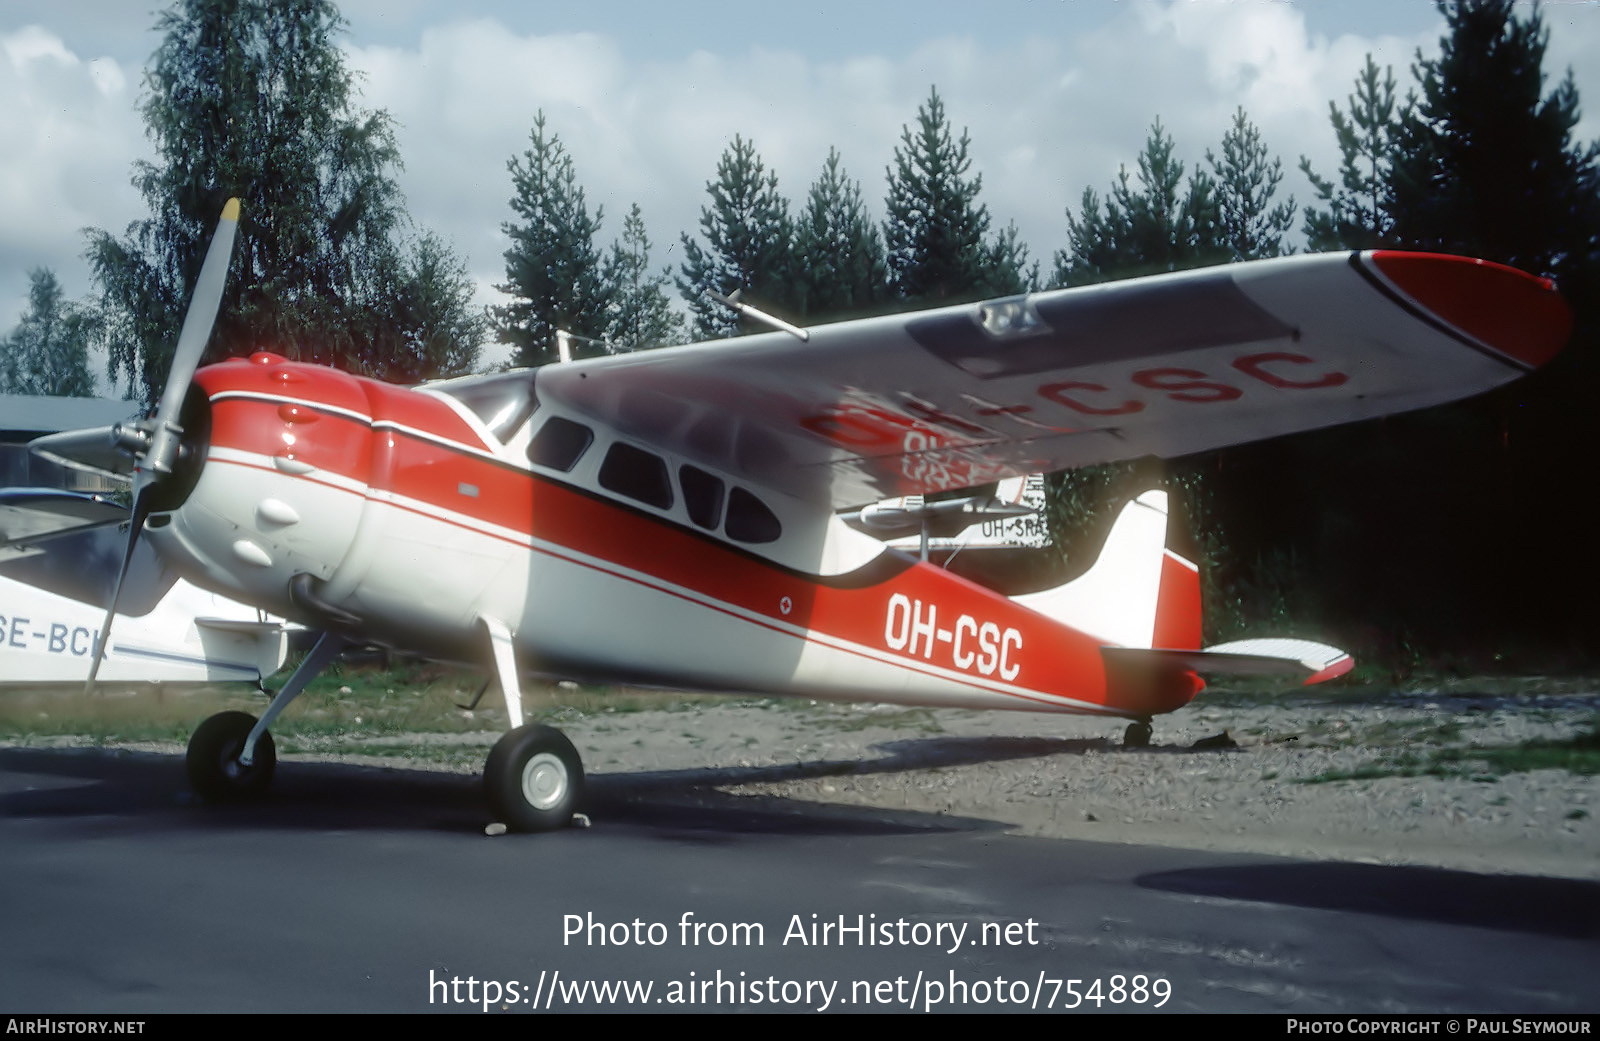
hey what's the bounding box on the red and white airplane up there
[29,199,1572,831]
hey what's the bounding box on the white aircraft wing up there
[0,521,294,686]
[0,489,129,562]
[536,251,1570,509]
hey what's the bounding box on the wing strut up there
[708,289,809,341]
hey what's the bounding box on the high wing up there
[0,488,129,562]
[536,251,1570,509]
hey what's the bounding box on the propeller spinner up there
[84,198,241,692]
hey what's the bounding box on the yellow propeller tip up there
[221,198,241,222]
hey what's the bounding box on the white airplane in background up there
[23,198,1571,831]
[0,489,290,687]
[846,473,1050,562]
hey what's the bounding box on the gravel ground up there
[542,687,1600,880]
[14,684,1597,879]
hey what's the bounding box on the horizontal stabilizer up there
[1106,638,1353,687]
[194,617,292,635]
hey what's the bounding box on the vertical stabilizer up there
[1013,490,1201,650]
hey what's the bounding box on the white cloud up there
[3,23,77,69]
[0,25,146,355]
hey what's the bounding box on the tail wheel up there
[484,724,584,832]
[187,710,276,802]
[1123,720,1153,748]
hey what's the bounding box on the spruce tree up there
[1054,119,1221,286]
[983,222,1038,296]
[1389,0,1596,279]
[882,87,992,304]
[1207,107,1296,261]
[496,112,613,366]
[676,136,794,339]
[793,149,887,321]
[604,203,685,352]
[1299,55,1400,251]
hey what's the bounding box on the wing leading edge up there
[535,251,1570,509]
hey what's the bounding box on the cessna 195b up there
[26,199,1571,831]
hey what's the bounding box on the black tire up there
[1123,721,1153,748]
[484,724,584,832]
[187,711,276,803]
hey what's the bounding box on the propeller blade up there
[145,197,240,476]
[82,481,153,694]
[84,198,240,694]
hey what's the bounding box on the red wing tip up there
[1303,655,1354,686]
[1368,251,1572,369]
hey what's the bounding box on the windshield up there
[427,371,537,442]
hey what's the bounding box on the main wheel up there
[484,724,584,832]
[1123,720,1153,748]
[187,711,276,802]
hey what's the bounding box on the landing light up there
[977,296,1042,339]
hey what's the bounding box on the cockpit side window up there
[598,443,673,510]
[725,487,781,544]
[527,417,594,472]
[679,465,724,530]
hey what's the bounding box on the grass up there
[0,659,737,746]
[1295,717,1600,784]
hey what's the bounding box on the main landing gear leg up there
[1123,718,1154,749]
[186,631,348,803]
[479,616,584,833]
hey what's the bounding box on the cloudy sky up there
[3,0,1597,387]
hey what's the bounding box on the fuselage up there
[148,352,1194,719]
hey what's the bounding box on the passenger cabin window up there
[678,465,724,530]
[527,417,593,472]
[431,371,536,442]
[725,487,781,544]
[599,443,673,510]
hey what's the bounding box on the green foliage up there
[882,87,994,304]
[676,135,795,339]
[1299,55,1400,251]
[1276,0,1600,659]
[495,112,614,366]
[603,203,686,352]
[0,269,99,397]
[87,0,483,404]
[361,233,484,380]
[1389,0,1597,280]
[1207,107,1296,261]
[792,148,888,322]
[1053,118,1223,287]
[983,222,1039,296]
[1295,723,1600,783]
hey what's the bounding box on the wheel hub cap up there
[521,752,568,810]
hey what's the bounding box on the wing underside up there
[0,489,129,561]
[535,251,1570,509]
